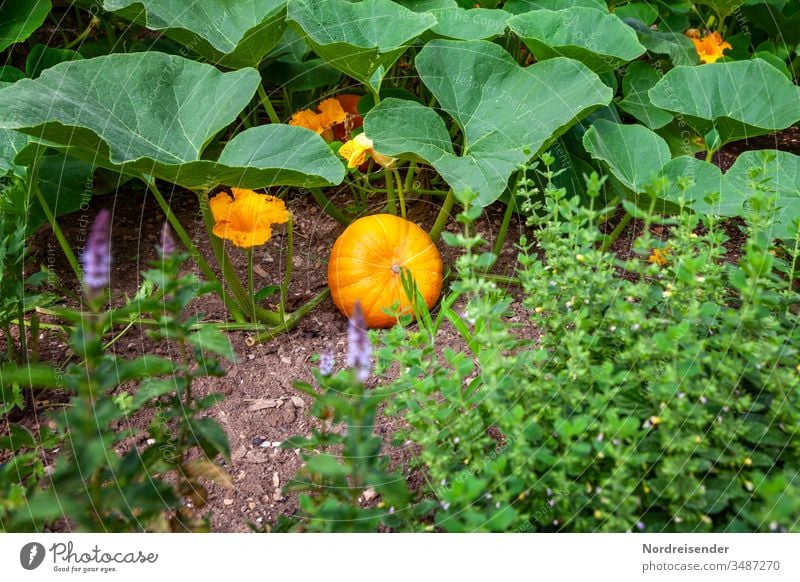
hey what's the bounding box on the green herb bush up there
[288,166,800,532]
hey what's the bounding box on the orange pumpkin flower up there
[289,98,347,142]
[687,31,731,64]
[339,133,397,170]
[289,95,364,143]
[210,188,289,248]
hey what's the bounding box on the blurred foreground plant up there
[0,215,234,532]
[276,301,411,532]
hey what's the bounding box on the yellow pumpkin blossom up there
[338,133,397,169]
[289,98,347,142]
[687,30,731,64]
[210,188,289,248]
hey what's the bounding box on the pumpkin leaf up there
[286,0,436,95]
[0,129,29,177]
[0,66,25,83]
[25,44,83,79]
[613,2,658,25]
[0,78,30,178]
[623,18,699,66]
[583,119,671,192]
[503,0,605,12]
[209,124,346,188]
[262,57,341,92]
[618,61,674,130]
[0,0,51,52]
[693,0,745,17]
[648,60,800,147]
[366,40,611,206]
[27,151,96,234]
[509,8,645,72]
[398,0,510,40]
[101,0,289,68]
[742,1,800,45]
[657,155,736,216]
[723,150,800,239]
[0,53,344,189]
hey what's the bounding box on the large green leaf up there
[503,0,605,12]
[101,0,289,69]
[693,0,745,17]
[618,61,674,130]
[742,1,800,45]
[0,0,51,52]
[509,8,645,72]
[623,18,698,66]
[286,0,436,94]
[723,150,800,239]
[365,40,611,206]
[25,44,83,79]
[658,155,734,216]
[0,130,29,177]
[398,0,510,40]
[583,119,671,192]
[649,60,800,147]
[0,80,29,177]
[0,53,344,189]
[28,151,96,234]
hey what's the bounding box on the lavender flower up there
[158,222,176,257]
[346,301,372,382]
[82,209,112,292]
[319,349,335,377]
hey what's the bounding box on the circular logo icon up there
[20,542,46,570]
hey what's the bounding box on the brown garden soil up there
[4,126,799,532]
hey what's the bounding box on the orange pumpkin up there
[328,214,443,328]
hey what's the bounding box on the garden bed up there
[2,0,800,534]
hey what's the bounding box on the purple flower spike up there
[346,301,372,383]
[319,350,335,377]
[158,222,176,257]
[82,209,112,292]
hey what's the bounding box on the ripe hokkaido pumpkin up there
[328,214,443,328]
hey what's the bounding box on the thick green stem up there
[404,161,418,194]
[491,196,516,265]
[393,169,406,218]
[600,212,633,252]
[251,287,330,344]
[429,190,456,242]
[368,84,381,106]
[309,187,351,225]
[384,168,397,215]
[484,273,520,286]
[31,150,82,282]
[247,247,255,322]
[144,177,245,322]
[279,215,294,320]
[257,84,281,124]
[64,16,98,49]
